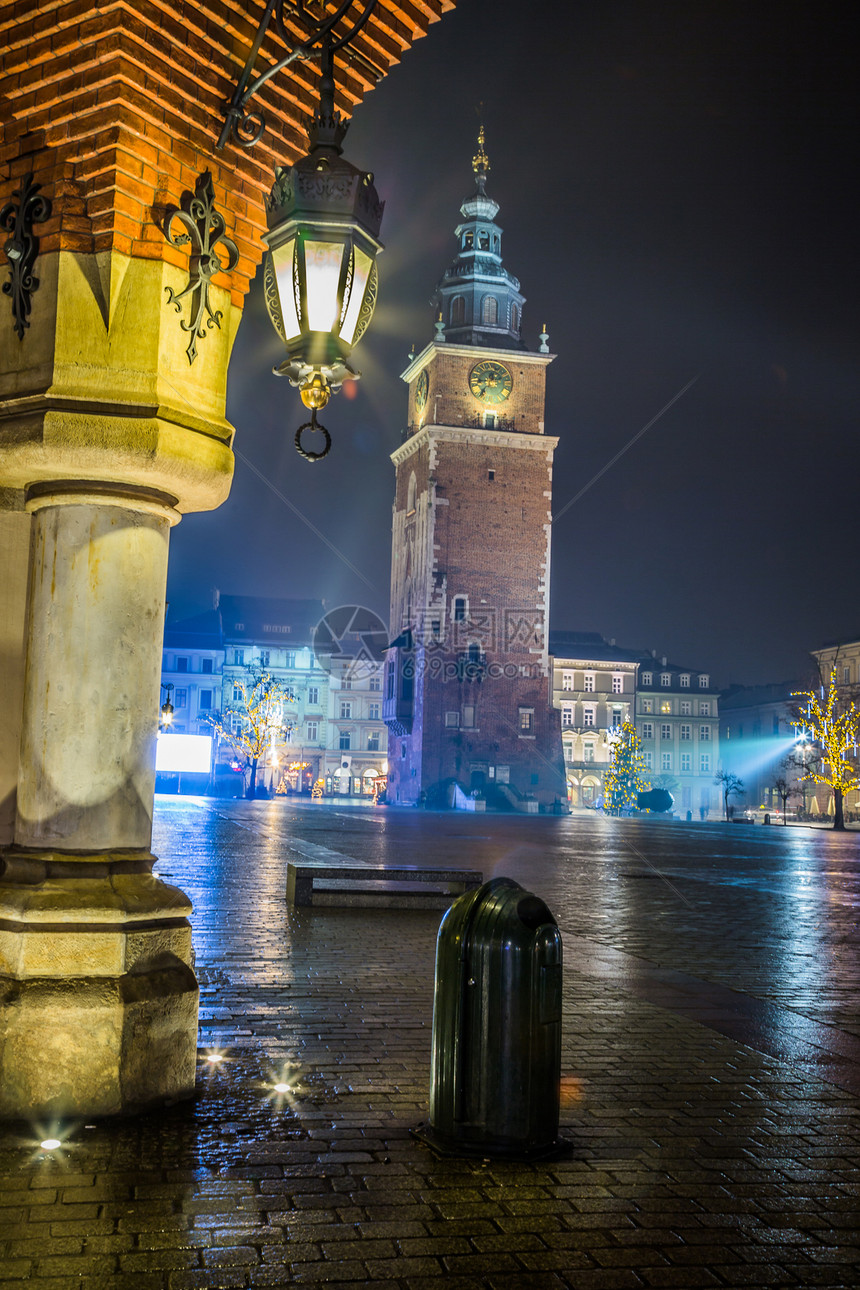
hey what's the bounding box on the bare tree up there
[714,770,744,821]
[773,773,792,824]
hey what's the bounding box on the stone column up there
[0,486,199,1117]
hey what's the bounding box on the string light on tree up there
[792,669,860,831]
[604,721,650,816]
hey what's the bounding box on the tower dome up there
[434,127,526,350]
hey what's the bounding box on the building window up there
[583,743,595,763]
[232,685,243,702]
[680,674,690,687]
[700,753,710,772]
[583,673,595,692]
[367,731,380,751]
[681,753,692,772]
[201,657,213,674]
[612,675,623,694]
[661,723,672,740]
[519,708,534,734]
[233,649,244,665]
[175,657,189,673]
[453,596,467,623]
[175,688,187,708]
[843,665,851,685]
[451,295,465,325]
[368,703,380,721]
[340,701,352,720]
[445,711,459,728]
[612,707,623,728]
[641,672,652,687]
[369,674,381,691]
[699,674,709,688]
[342,676,352,690]
[307,686,320,706]
[660,701,671,714]
[583,707,595,727]
[482,295,498,324]
[487,468,496,481]
[386,666,395,700]
[339,731,351,750]
[306,721,319,741]
[661,752,672,771]
[641,722,653,740]
[681,700,691,715]
[561,704,573,727]
[644,750,653,769]
[641,698,653,714]
[680,724,691,741]
[700,725,711,741]
[483,411,498,428]
[462,705,475,728]
[511,302,519,332]
[199,689,213,711]
[562,670,574,691]
[661,673,671,687]
[700,701,711,717]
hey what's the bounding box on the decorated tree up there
[208,671,296,800]
[792,670,860,830]
[604,721,650,816]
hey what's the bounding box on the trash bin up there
[414,876,566,1159]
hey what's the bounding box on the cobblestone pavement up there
[2,799,859,1289]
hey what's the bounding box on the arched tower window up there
[452,595,468,624]
[463,231,474,249]
[478,231,490,249]
[406,472,417,514]
[450,296,465,326]
[482,296,498,325]
[510,303,519,332]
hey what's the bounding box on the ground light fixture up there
[217,1,384,462]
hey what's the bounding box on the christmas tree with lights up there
[605,721,650,816]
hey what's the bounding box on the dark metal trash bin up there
[415,876,567,1159]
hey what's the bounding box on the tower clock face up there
[414,369,429,415]
[469,360,513,405]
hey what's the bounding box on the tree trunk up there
[246,756,259,800]
[833,787,845,830]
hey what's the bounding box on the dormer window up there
[661,673,671,687]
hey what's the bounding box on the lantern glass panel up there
[272,238,301,339]
[304,239,345,332]
[339,245,373,345]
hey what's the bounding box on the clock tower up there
[384,130,565,809]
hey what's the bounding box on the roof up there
[218,596,325,647]
[163,610,223,650]
[549,632,641,665]
[720,681,804,711]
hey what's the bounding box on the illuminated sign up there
[156,734,212,773]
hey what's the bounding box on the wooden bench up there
[286,863,483,909]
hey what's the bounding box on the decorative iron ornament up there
[217,0,378,151]
[163,171,239,365]
[1,172,52,340]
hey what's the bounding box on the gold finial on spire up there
[472,124,489,177]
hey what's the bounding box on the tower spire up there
[472,124,490,192]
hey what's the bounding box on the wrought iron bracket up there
[217,0,378,151]
[163,171,239,365]
[1,172,52,340]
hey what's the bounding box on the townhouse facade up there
[160,594,388,797]
[633,655,721,818]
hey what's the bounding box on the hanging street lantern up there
[216,3,384,462]
[262,38,383,461]
[160,682,175,729]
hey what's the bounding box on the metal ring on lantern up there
[295,410,332,461]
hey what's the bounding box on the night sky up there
[166,0,858,687]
